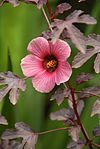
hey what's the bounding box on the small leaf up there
[67,140,85,149]
[50,87,70,105]
[93,126,100,137]
[50,108,74,121]
[79,86,100,99]
[68,126,81,141]
[91,99,100,117]
[76,73,92,84]
[55,3,71,16]
[0,115,8,125]
[0,71,26,105]
[94,53,100,73]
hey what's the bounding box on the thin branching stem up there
[75,90,100,98]
[42,7,53,32]
[92,143,100,148]
[38,126,70,135]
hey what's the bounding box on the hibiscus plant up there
[0,0,100,149]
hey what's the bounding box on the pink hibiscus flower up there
[21,37,72,93]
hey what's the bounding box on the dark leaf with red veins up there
[0,71,26,105]
[93,126,100,137]
[2,122,38,149]
[68,126,81,141]
[67,140,85,149]
[55,3,71,16]
[0,115,8,125]
[50,108,74,122]
[94,53,100,73]
[91,99,100,117]
[79,86,100,99]
[0,0,19,7]
[76,73,92,84]
[50,87,70,105]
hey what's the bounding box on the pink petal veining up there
[27,37,50,58]
[32,71,55,93]
[21,37,72,93]
[49,39,71,61]
[21,55,44,77]
[55,61,72,85]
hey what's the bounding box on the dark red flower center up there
[44,55,58,72]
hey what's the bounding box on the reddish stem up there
[46,0,55,20]
[68,81,93,149]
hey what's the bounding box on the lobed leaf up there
[50,87,70,105]
[72,48,99,68]
[51,10,96,53]
[2,122,38,149]
[0,71,26,105]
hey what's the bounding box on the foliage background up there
[0,0,100,148]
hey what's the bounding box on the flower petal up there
[32,71,55,93]
[27,37,50,58]
[50,39,71,61]
[55,61,72,85]
[21,55,44,77]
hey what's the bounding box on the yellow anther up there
[46,60,57,69]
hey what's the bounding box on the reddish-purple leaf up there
[76,73,92,84]
[94,53,100,73]
[0,71,26,105]
[68,126,81,141]
[91,99,100,117]
[77,100,84,116]
[0,115,8,125]
[55,3,71,16]
[50,108,74,122]
[93,126,100,137]
[78,0,86,2]
[72,48,99,68]
[50,87,70,105]
[51,10,96,53]
[0,140,22,149]
[67,140,85,149]
[2,122,38,149]
[79,86,100,99]
[0,0,19,7]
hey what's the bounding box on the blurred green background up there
[0,0,100,148]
